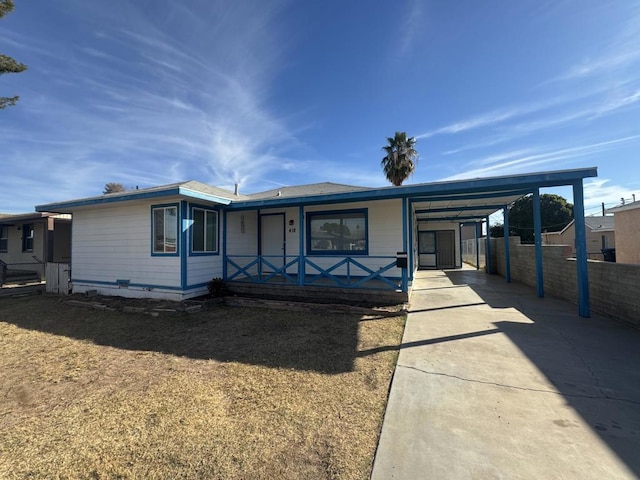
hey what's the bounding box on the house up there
[542,216,615,260]
[606,200,640,264]
[35,168,598,316]
[0,212,71,283]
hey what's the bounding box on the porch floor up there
[227,274,408,306]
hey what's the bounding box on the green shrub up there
[207,277,229,298]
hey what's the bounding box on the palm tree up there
[381,132,418,186]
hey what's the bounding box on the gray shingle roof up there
[246,182,370,200]
[584,216,615,232]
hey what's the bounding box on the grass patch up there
[0,295,405,479]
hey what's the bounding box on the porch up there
[224,254,409,305]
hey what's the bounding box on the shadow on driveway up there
[445,269,640,477]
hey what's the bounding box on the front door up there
[260,214,285,272]
[436,230,456,268]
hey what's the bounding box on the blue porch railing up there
[225,255,406,291]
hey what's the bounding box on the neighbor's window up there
[22,223,34,252]
[192,208,218,253]
[0,225,8,252]
[307,209,367,255]
[152,205,178,254]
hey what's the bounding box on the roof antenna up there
[234,183,239,196]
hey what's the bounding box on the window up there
[152,205,178,254]
[0,225,7,252]
[192,208,218,253]
[22,223,34,252]
[418,231,436,254]
[307,209,367,255]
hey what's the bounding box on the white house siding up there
[225,210,259,277]
[71,200,183,300]
[186,255,222,290]
[302,199,405,278]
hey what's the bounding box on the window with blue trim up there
[192,208,218,253]
[307,209,367,255]
[152,206,178,254]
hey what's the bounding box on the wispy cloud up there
[584,178,640,211]
[398,0,425,57]
[440,135,640,181]
[546,3,640,84]
[1,0,315,209]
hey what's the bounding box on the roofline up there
[36,186,233,213]
[34,167,598,213]
[607,200,640,213]
[227,167,598,209]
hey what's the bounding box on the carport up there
[404,167,597,317]
[372,267,640,479]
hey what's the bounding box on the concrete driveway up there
[372,268,640,479]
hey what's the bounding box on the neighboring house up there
[35,168,598,303]
[0,212,71,282]
[606,200,640,264]
[542,216,615,260]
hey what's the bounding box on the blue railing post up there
[298,206,304,286]
[533,189,544,297]
[402,266,408,293]
[573,180,591,317]
[504,206,511,283]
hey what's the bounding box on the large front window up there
[307,209,368,255]
[152,205,178,254]
[192,208,218,253]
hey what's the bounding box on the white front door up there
[260,214,285,272]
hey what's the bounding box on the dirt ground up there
[0,294,405,479]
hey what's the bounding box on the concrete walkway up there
[372,268,640,479]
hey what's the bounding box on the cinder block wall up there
[492,237,640,326]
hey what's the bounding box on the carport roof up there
[228,168,598,220]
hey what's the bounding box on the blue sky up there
[2,0,639,215]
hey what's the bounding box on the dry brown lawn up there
[0,294,405,479]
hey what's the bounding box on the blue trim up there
[188,203,220,256]
[72,278,184,291]
[178,186,232,205]
[408,203,414,280]
[573,180,591,317]
[222,210,228,279]
[36,186,232,213]
[180,201,188,289]
[485,216,491,274]
[409,189,534,204]
[533,189,544,297]
[298,206,304,286]
[306,208,369,256]
[224,168,597,210]
[475,222,481,270]
[458,224,463,268]
[504,206,511,283]
[415,204,506,214]
[418,215,493,222]
[150,203,180,257]
[401,198,408,292]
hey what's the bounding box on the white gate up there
[46,263,71,294]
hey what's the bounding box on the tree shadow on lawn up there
[1,297,368,374]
